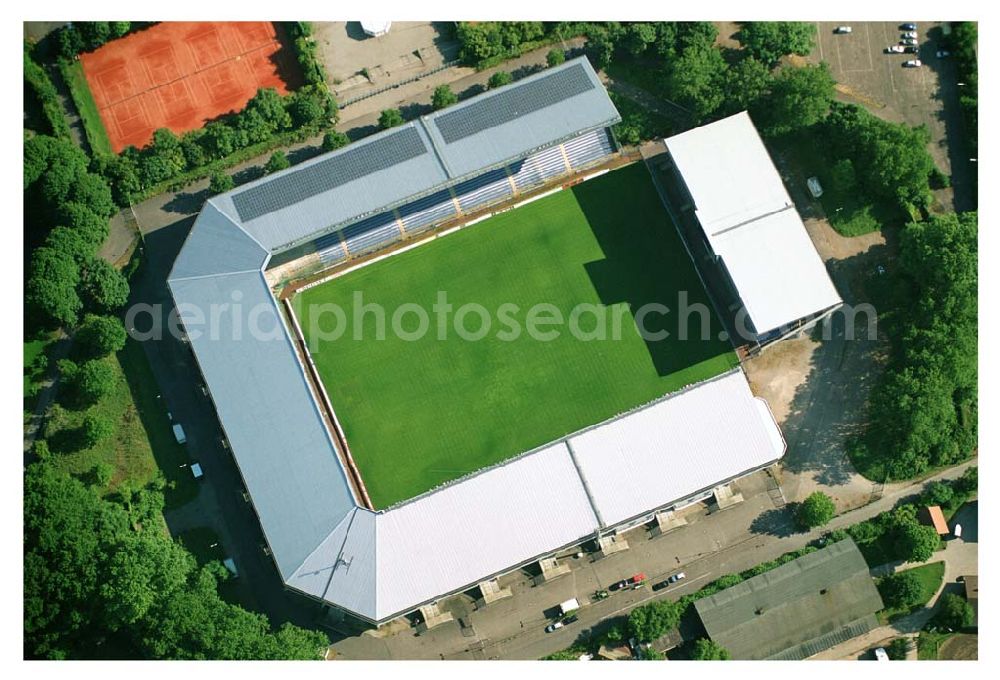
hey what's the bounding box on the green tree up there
[637,646,665,660]
[431,84,458,110]
[378,108,405,130]
[741,22,816,67]
[953,466,977,496]
[264,151,290,174]
[26,246,82,329]
[886,637,909,660]
[756,63,834,136]
[209,171,234,195]
[547,48,566,67]
[69,359,116,407]
[93,461,115,488]
[321,130,350,152]
[922,481,954,508]
[585,25,616,70]
[80,258,130,313]
[895,521,940,563]
[627,600,681,642]
[667,44,728,122]
[722,56,773,115]
[935,593,974,630]
[287,90,326,128]
[81,413,115,448]
[488,70,513,89]
[624,23,658,56]
[796,491,836,529]
[878,570,924,609]
[75,314,127,359]
[677,21,718,51]
[245,87,292,133]
[691,638,730,660]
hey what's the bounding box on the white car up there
[902,31,918,39]
[901,37,918,46]
[886,45,905,53]
[807,176,824,198]
[875,647,889,661]
[903,59,922,68]
[834,26,852,34]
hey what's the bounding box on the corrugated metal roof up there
[373,442,597,621]
[220,57,618,253]
[570,370,786,528]
[168,202,268,281]
[167,270,357,577]
[664,112,842,335]
[423,58,620,178]
[694,540,884,660]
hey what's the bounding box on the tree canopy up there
[878,570,924,609]
[627,600,682,642]
[691,638,731,660]
[24,461,330,659]
[741,22,816,67]
[378,108,405,130]
[935,593,974,631]
[432,84,458,110]
[796,491,836,529]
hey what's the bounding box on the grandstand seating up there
[453,167,513,213]
[398,189,458,234]
[313,232,348,266]
[342,213,402,257]
[509,145,568,191]
[308,127,618,266]
[564,129,615,170]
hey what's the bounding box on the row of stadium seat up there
[312,128,616,264]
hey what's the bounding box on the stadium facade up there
[169,58,802,625]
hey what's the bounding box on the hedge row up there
[24,49,71,140]
[285,22,326,86]
[55,21,146,60]
[93,85,337,205]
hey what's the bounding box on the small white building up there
[360,21,391,38]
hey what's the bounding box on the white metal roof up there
[570,370,786,528]
[285,369,784,622]
[664,112,842,335]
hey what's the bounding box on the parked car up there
[937,49,951,58]
[834,26,852,34]
[904,45,919,53]
[901,37,918,45]
[172,423,187,444]
[593,589,609,601]
[652,572,687,591]
[558,598,580,615]
[611,573,646,591]
[190,462,204,479]
[903,59,923,68]
[886,45,905,53]
[875,647,889,661]
[807,176,824,198]
[902,30,918,39]
[900,23,918,31]
[223,557,238,578]
[545,614,578,633]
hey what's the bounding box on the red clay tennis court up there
[80,22,299,152]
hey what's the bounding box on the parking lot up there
[810,21,973,211]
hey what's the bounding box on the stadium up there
[169,57,839,625]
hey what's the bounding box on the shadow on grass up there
[117,339,198,509]
[573,164,736,378]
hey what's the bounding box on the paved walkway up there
[22,331,71,461]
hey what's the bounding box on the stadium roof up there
[694,539,884,660]
[285,369,784,622]
[219,57,620,253]
[664,112,842,336]
[168,61,785,623]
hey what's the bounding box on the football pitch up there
[294,163,739,508]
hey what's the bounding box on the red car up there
[611,573,647,591]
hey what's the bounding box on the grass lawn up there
[59,60,113,156]
[45,339,198,509]
[24,334,55,404]
[295,163,738,507]
[878,561,945,623]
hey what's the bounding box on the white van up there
[558,598,580,616]
[172,423,187,444]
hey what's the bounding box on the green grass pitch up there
[294,163,739,507]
